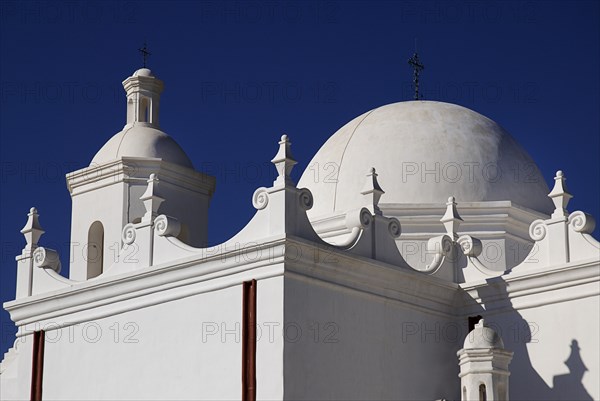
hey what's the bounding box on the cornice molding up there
[5,236,598,335]
[5,238,288,334]
[66,157,215,196]
[309,201,547,243]
[459,259,600,316]
[283,236,461,317]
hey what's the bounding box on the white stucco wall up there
[283,275,460,401]
[256,276,285,400]
[41,284,242,400]
[69,180,127,281]
[0,274,284,401]
[0,336,33,401]
[488,294,600,401]
[126,180,211,247]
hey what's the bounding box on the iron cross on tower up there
[138,42,151,68]
[408,51,424,100]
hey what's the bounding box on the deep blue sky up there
[1,1,598,355]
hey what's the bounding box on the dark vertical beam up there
[30,330,45,401]
[242,280,257,401]
[242,283,248,399]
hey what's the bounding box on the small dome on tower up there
[463,319,505,350]
[133,68,153,77]
[91,125,194,168]
[90,69,194,169]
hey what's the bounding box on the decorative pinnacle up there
[440,196,463,240]
[548,170,573,218]
[271,134,297,186]
[21,207,44,251]
[140,173,164,222]
[475,318,485,328]
[361,167,385,215]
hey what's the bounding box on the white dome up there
[298,101,553,218]
[463,322,505,350]
[133,68,153,77]
[91,125,194,169]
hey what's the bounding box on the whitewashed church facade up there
[1,68,598,401]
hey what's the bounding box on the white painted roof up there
[298,101,553,218]
[91,125,193,168]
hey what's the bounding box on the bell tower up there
[124,68,162,127]
[65,68,215,281]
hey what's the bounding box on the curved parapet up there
[511,170,600,274]
[12,136,527,301]
[418,171,600,283]
[457,235,506,282]
[401,196,508,283]
[104,138,415,276]
[423,235,454,274]
[13,208,81,299]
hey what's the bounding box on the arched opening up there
[462,386,467,400]
[87,221,104,279]
[139,97,149,122]
[127,98,134,124]
[479,383,487,401]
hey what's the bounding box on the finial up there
[441,196,463,240]
[138,42,151,68]
[361,167,385,215]
[271,134,297,186]
[475,318,485,328]
[21,207,44,252]
[408,49,425,100]
[140,173,164,222]
[548,170,573,218]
